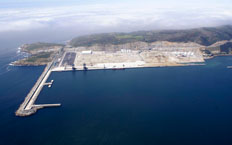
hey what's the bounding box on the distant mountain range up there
[70,25,232,47]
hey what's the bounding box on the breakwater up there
[15,60,61,117]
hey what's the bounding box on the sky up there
[0,0,232,45]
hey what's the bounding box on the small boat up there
[227,66,232,69]
[9,63,14,66]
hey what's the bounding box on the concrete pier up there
[16,57,61,117]
[33,104,61,108]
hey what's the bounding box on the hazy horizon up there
[0,0,232,47]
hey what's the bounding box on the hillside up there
[21,42,65,54]
[13,42,64,66]
[69,25,232,47]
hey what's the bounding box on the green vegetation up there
[69,25,232,47]
[115,34,144,40]
[220,42,232,54]
[13,52,54,66]
[17,42,64,65]
[25,52,53,63]
[23,42,64,52]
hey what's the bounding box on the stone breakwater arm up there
[15,58,61,116]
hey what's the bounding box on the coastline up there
[13,46,229,117]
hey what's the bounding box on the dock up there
[15,51,62,117]
[33,104,61,108]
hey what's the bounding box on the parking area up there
[61,52,76,66]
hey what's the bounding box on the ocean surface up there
[0,48,232,145]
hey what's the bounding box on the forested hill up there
[70,25,232,47]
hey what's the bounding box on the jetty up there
[15,53,62,117]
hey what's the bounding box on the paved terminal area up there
[61,52,76,66]
[54,47,204,71]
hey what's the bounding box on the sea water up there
[0,49,232,145]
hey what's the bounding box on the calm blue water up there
[0,50,232,145]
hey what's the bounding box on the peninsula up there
[13,25,232,68]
